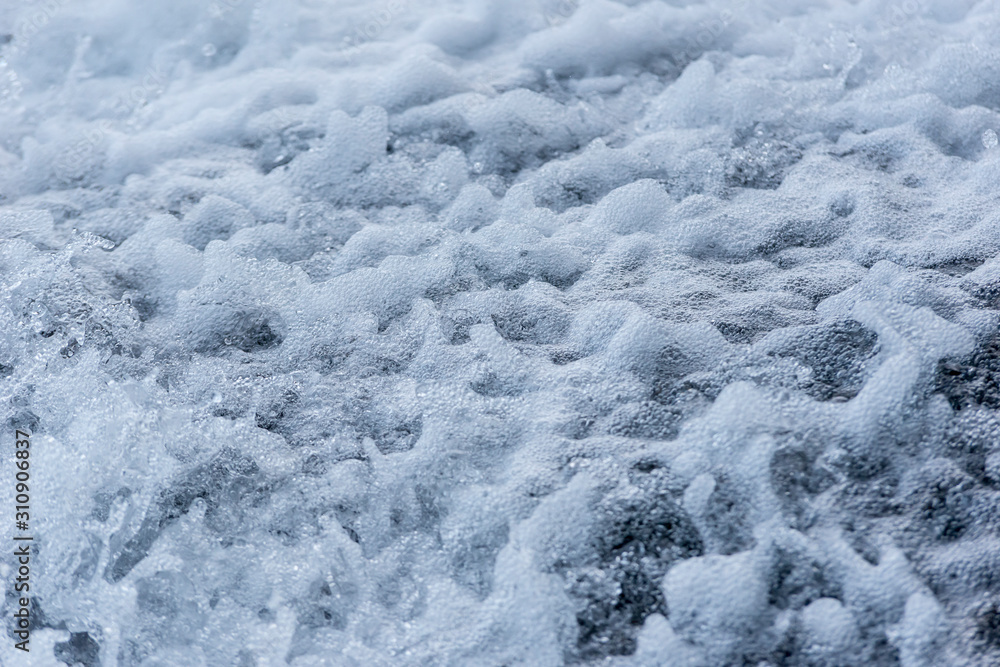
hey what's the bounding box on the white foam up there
[3,1,1000,665]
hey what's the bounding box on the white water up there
[1,1,1000,665]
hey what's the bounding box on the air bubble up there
[983,129,998,150]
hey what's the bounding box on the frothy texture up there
[2,1,1000,665]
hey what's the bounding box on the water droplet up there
[983,129,998,150]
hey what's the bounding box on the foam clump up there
[3,1,1000,666]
